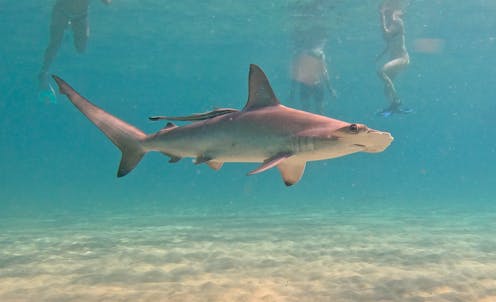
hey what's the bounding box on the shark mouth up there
[353,144,367,148]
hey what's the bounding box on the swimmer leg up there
[72,15,89,53]
[40,10,69,85]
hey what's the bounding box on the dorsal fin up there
[162,122,177,130]
[242,64,280,111]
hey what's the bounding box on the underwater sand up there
[1,203,495,302]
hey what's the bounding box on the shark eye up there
[349,124,359,134]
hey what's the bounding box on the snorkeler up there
[287,0,338,115]
[376,2,411,117]
[38,0,111,104]
[290,40,337,115]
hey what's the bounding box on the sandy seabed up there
[1,204,496,302]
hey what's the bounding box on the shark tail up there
[52,75,147,177]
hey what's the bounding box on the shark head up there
[332,123,394,153]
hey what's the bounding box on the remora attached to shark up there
[52,64,393,186]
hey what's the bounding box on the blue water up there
[1,1,495,301]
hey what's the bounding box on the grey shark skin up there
[52,64,393,186]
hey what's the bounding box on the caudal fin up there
[52,75,147,177]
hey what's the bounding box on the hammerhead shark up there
[52,64,393,186]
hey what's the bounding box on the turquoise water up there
[1,1,495,301]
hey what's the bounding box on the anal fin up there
[161,152,181,163]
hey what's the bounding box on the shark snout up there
[363,130,394,153]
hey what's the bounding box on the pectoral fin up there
[277,160,306,186]
[248,152,292,175]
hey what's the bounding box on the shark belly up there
[144,117,291,163]
[294,147,362,162]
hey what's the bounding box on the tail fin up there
[52,75,147,177]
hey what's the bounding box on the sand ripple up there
[1,208,495,301]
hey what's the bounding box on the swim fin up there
[38,83,57,104]
[377,104,413,117]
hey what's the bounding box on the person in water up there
[38,0,111,104]
[376,2,411,117]
[290,40,337,115]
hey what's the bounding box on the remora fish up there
[52,64,393,186]
[149,108,239,122]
